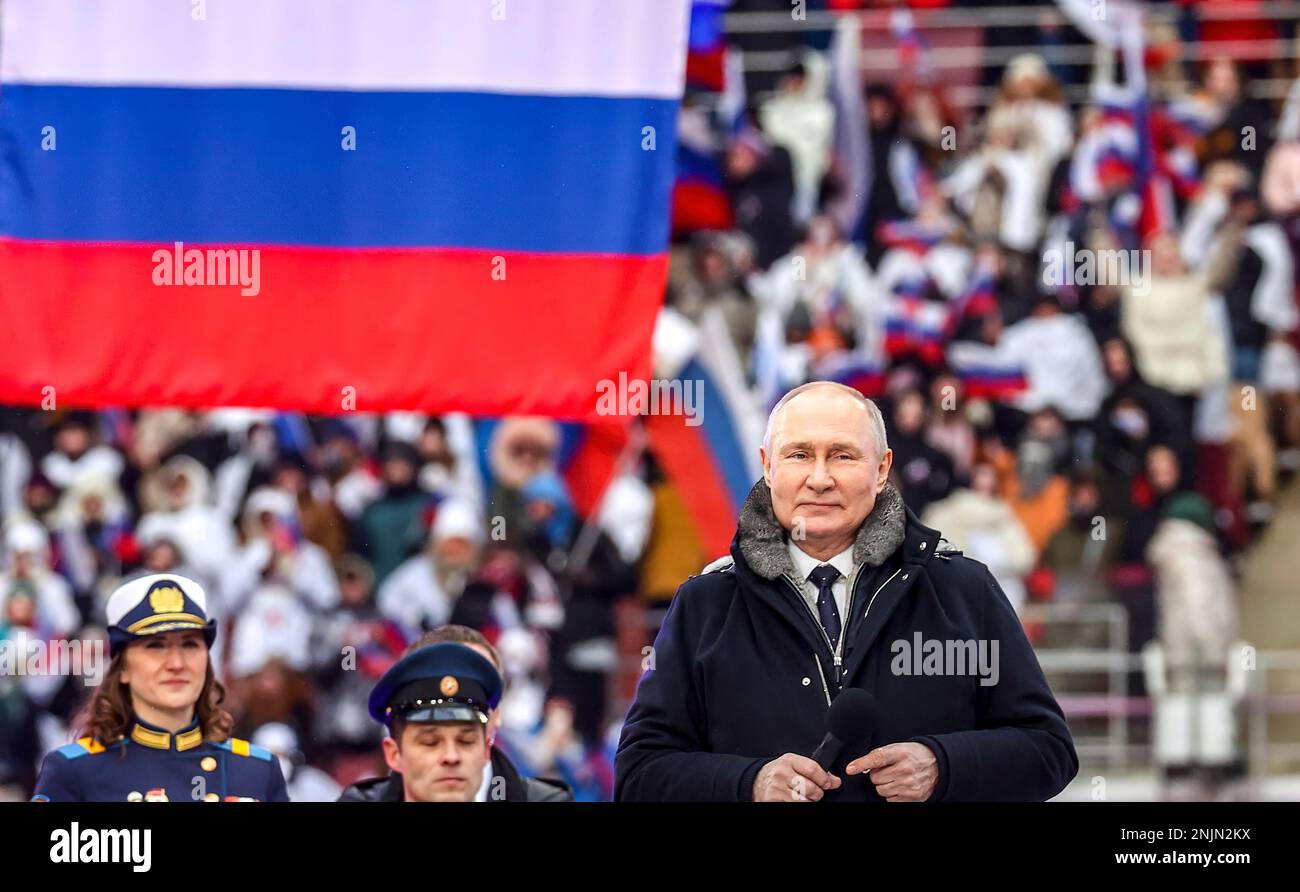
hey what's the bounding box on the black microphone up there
[810,688,879,771]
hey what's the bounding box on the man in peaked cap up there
[342,641,566,802]
[340,629,571,802]
[365,642,502,802]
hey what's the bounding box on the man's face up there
[760,388,892,553]
[383,721,490,802]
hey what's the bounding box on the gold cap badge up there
[440,675,459,697]
[149,584,184,614]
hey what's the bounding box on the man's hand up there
[752,754,841,802]
[845,742,938,802]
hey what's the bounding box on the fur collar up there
[737,480,906,580]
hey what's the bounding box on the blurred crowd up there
[4,1,1300,799]
[0,410,642,800]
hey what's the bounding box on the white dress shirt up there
[474,760,492,802]
[786,540,858,628]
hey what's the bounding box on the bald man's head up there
[760,383,893,561]
[762,382,888,458]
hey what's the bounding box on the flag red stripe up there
[644,411,736,558]
[0,239,664,419]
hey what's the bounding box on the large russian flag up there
[0,0,690,419]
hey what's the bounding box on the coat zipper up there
[812,651,833,706]
[863,568,902,625]
[786,565,903,693]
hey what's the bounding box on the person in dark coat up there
[338,745,570,803]
[725,121,798,269]
[338,628,572,802]
[616,381,1077,802]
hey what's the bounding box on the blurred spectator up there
[990,408,1072,556]
[922,462,1036,613]
[669,233,760,366]
[135,455,236,588]
[887,389,954,515]
[1038,469,1123,611]
[0,427,32,523]
[725,121,798,268]
[989,53,1075,192]
[377,498,484,634]
[253,722,343,802]
[1121,443,1190,565]
[49,473,133,603]
[319,421,382,522]
[1095,335,1196,514]
[0,522,78,639]
[1198,57,1273,178]
[1000,297,1107,422]
[415,416,480,506]
[759,55,834,224]
[753,214,882,372]
[355,442,434,584]
[228,487,340,613]
[924,372,977,481]
[860,83,910,262]
[272,457,348,561]
[39,414,123,492]
[487,417,561,548]
[1147,492,1238,693]
[309,555,403,758]
[1124,235,1227,403]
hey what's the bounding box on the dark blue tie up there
[808,565,842,647]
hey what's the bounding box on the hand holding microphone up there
[824,689,939,802]
[751,689,878,802]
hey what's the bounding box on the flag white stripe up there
[1,0,689,98]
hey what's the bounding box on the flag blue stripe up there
[0,85,677,254]
[682,357,754,512]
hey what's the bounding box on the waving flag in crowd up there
[0,0,690,420]
[645,307,764,558]
[946,341,1030,402]
[685,0,731,93]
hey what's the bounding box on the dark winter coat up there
[615,481,1078,802]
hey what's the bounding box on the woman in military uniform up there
[31,574,288,802]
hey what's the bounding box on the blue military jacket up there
[32,717,289,802]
